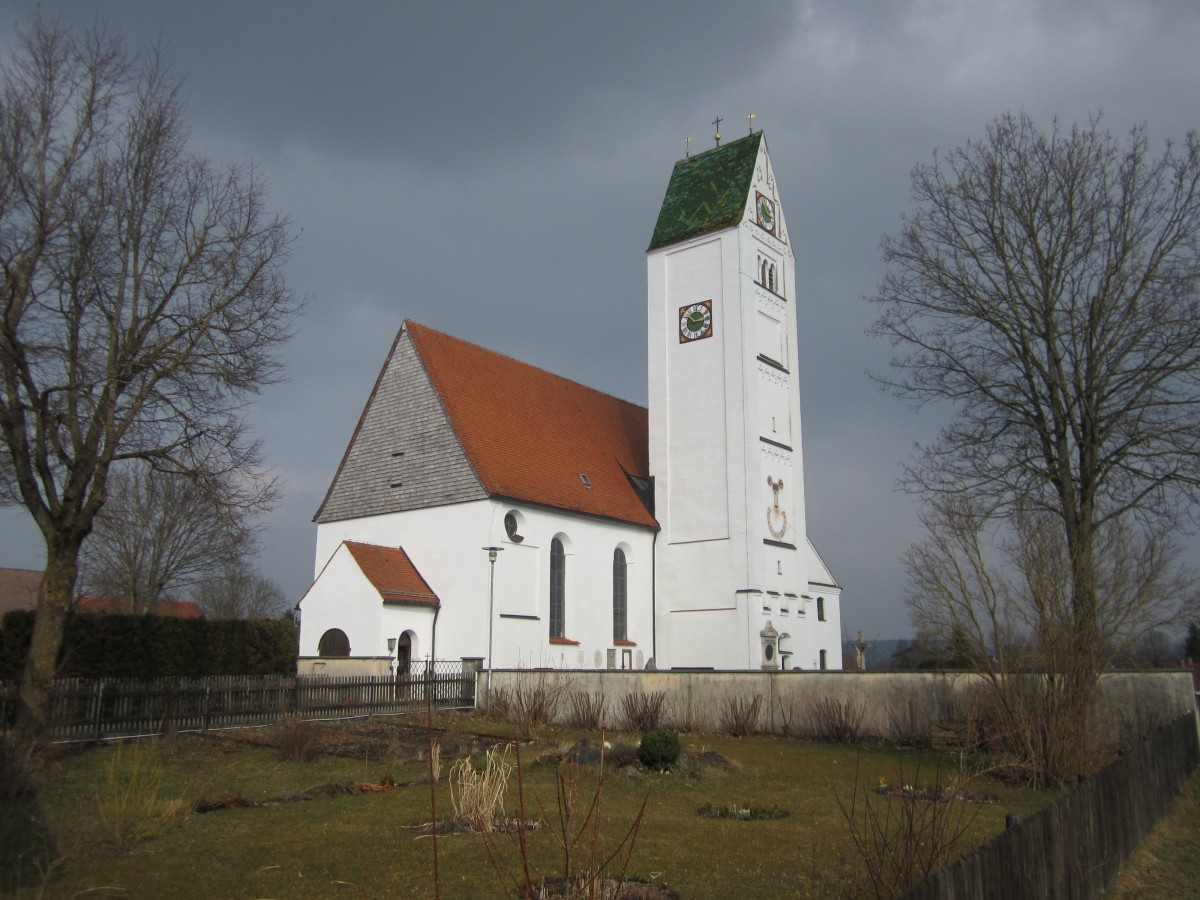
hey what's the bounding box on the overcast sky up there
[1,0,1198,641]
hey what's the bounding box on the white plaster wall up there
[310,499,655,670]
[298,544,385,658]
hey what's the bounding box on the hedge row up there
[0,610,297,680]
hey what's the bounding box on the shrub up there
[566,691,606,730]
[271,715,324,762]
[97,740,186,848]
[490,669,567,739]
[0,731,45,802]
[809,697,866,744]
[887,698,931,747]
[621,691,666,732]
[720,694,763,737]
[637,729,681,771]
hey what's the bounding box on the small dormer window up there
[579,473,592,489]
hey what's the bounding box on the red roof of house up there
[407,322,656,528]
[344,541,439,607]
[0,567,41,616]
[0,568,203,618]
[74,596,204,618]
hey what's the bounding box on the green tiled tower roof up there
[648,131,762,251]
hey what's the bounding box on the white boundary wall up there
[485,669,1196,740]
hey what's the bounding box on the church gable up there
[314,328,486,524]
[648,132,763,251]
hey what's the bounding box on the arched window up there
[550,538,566,638]
[817,596,826,622]
[768,263,777,293]
[760,258,769,286]
[613,548,628,641]
[819,649,828,671]
[318,628,350,657]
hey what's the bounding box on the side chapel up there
[297,131,843,673]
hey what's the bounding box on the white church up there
[297,131,843,674]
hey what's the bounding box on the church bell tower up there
[647,130,839,670]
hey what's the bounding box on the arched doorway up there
[396,631,414,677]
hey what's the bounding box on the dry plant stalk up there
[450,744,514,833]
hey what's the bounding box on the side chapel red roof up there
[407,322,656,528]
[344,541,440,607]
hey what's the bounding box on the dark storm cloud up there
[2,0,1199,642]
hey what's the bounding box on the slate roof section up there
[648,131,762,251]
[314,328,488,524]
[407,322,657,528]
[343,541,439,607]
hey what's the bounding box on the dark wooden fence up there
[901,712,1200,900]
[0,661,477,742]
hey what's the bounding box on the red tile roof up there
[0,568,203,618]
[0,567,41,616]
[75,596,204,618]
[407,322,656,528]
[344,541,440,607]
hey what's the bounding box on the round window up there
[504,511,524,543]
[765,644,775,661]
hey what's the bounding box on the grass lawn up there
[2,714,1059,899]
[1106,763,1200,899]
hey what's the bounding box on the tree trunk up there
[17,542,83,739]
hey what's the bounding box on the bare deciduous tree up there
[873,112,1200,783]
[190,562,289,620]
[0,19,298,734]
[904,496,1189,784]
[79,463,273,614]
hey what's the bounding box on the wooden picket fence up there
[0,662,477,742]
[900,712,1200,900]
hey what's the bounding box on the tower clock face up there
[679,301,714,343]
[756,193,776,235]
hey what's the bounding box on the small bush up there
[775,694,805,738]
[0,731,45,802]
[621,691,666,732]
[669,691,703,733]
[887,698,931,747]
[490,669,567,739]
[272,715,324,762]
[809,697,866,744]
[97,741,186,848]
[637,729,681,771]
[720,694,763,737]
[566,691,606,730]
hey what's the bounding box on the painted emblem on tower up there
[767,475,788,540]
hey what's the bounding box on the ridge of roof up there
[343,541,440,607]
[405,322,657,529]
[648,131,763,251]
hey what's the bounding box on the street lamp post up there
[482,546,504,705]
